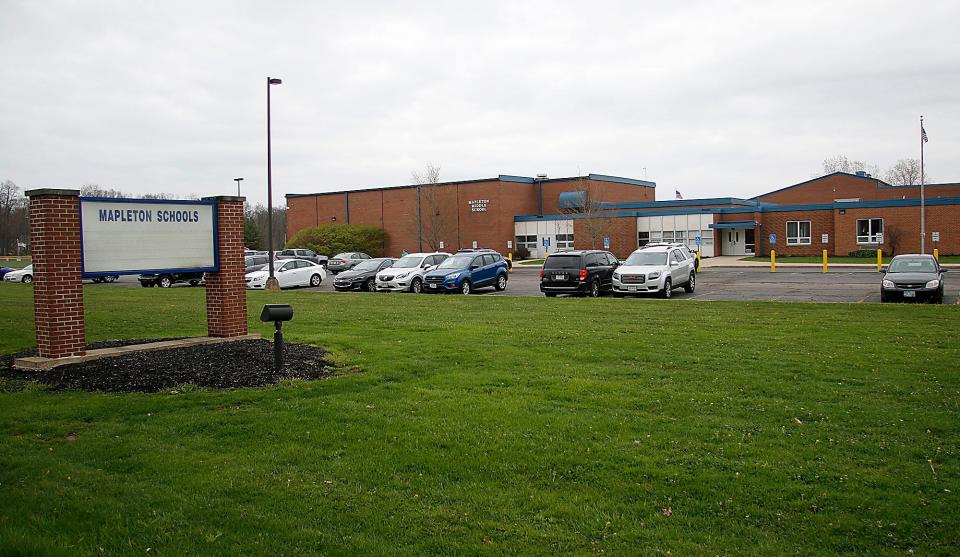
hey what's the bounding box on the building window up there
[856,218,883,244]
[786,221,811,245]
[516,235,538,250]
[556,234,574,250]
[638,232,650,246]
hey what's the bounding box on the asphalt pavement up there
[101,266,959,303]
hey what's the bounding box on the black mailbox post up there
[260,304,293,372]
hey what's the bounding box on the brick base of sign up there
[25,189,86,359]
[203,196,249,337]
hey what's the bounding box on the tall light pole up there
[234,177,244,197]
[266,76,282,290]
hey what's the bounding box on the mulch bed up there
[0,338,332,393]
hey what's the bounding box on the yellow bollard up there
[508,252,513,272]
[934,248,939,262]
[771,250,776,272]
[696,249,701,272]
[823,250,828,273]
[876,248,882,271]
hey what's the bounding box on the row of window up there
[639,230,714,247]
[785,218,884,245]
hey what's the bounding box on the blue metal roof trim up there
[710,221,757,229]
[588,173,656,188]
[498,175,535,184]
[877,182,960,189]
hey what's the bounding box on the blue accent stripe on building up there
[587,173,656,188]
[710,221,756,229]
[498,175,535,184]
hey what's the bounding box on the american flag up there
[675,190,683,200]
[922,125,928,143]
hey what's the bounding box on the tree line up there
[0,181,287,255]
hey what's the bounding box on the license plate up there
[554,274,567,281]
[430,284,437,289]
[628,286,637,291]
[903,290,916,298]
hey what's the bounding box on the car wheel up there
[140,282,150,288]
[410,278,423,294]
[310,274,322,287]
[365,278,376,292]
[92,277,103,283]
[106,276,117,283]
[684,272,696,293]
[461,280,471,295]
[495,274,507,291]
[22,274,33,284]
[661,278,672,299]
[158,276,173,288]
[545,292,557,297]
[880,292,888,303]
[588,279,600,298]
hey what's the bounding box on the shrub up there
[513,245,531,260]
[847,249,880,258]
[287,224,388,257]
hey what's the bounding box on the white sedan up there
[245,259,325,290]
[3,265,33,283]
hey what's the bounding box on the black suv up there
[139,272,204,288]
[540,250,619,297]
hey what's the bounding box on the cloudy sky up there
[2,1,958,205]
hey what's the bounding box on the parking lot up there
[101,265,959,303]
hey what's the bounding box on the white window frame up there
[555,233,574,250]
[786,221,811,246]
[856,218,884,245]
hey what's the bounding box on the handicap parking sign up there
[603,237,610,249]
[695,236,701,247]
[769,233,776,245]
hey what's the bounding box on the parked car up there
[87,275,119,283]
[246,258,325,290]
[3,265,33,283]
[881,254,947,303]
[376,252,451,293]
[457,248,513,269]
[334,258,396,292]
[276,248,327,267]
[139,272,205,288]
[245,254,271,273]
[0,267,15,280]
[422,251,508,294]
[327,252,371,274]
[612,243,696,298]
[539,250,619,297]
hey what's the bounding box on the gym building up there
[286,171,960,259]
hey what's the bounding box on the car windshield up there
[332,253,351,259]
[437,255,473,269]
[280,250,295,256]
[624,252,668,266]
[889,257,937,273]
[544,255,581,270]
[353,260,383,271]
[392,256,423,269]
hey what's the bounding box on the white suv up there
[612,243,696,298]
[376,252,451,293]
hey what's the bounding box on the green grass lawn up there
[1,286,958,555]
[0,257,31,269]
[517,258,544,266]
[743,255,960,264]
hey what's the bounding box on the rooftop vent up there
[536,174,548,179]
[854,171,872,178]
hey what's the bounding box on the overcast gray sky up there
[2,1,958,205]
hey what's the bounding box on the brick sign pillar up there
[203,196,248,337]
[25,189,86,358]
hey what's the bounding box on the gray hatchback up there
[880,254,947,303]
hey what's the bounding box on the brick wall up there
[26,189,85,358]
[573,216,637,259]
[835,205,960,256]
[758,210,834,256]
[204,197,248,338]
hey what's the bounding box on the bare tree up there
[884,159,930,185]
[885,225,906,255]
[560,177,614,249]
[81,184,128,198]
[411,163,449,252]
[0,180,29,255]
[246,202,287,249]
[822,155,879,177]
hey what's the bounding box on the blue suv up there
[422,251,509,294]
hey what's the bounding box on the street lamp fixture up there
[234,177,244,197]
[266,76,282,291]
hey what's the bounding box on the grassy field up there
[0,257,31,269]
[517,258,545,266]
[1,286,958,555]
[743,255,960,264]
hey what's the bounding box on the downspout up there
[345,191,350,224]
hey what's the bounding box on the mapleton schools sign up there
[80,198,218,276]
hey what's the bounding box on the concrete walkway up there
[699,255,959,269]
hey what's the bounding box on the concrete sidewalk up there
[698,256,960,269]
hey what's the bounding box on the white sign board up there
[507,240,513,249]
[439,241,445,249]
[468,199,489,212]
[80,199,217,275]
[932,231,940,242]
[821,233,829,244]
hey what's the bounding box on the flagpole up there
[920,115,925,254]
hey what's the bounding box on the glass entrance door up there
[745,229,755,254]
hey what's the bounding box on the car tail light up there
[579,269,587,281]
[539,270,544,278]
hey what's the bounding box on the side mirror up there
[880,266,888,273]
[470,264,479,270]
[941,268,948,273]
[670,261,680,268]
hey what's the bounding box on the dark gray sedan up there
[333,258,395,292]
[881,254,947,303]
